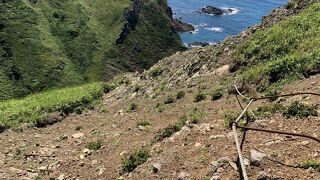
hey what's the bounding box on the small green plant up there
[255,104,284,117]
[164,96,175,104]
[283,101,318,118]
[137,120,151,127]
[176,91,185,99]
[299,160,320,169]
[223,110,254,128]
[34,177,42,180]
[103,83,116,93]
[129,102,138,112]
[194,92,206,102]
[211,88,223,101]
[86,140,102,150]
[153,115,187,142]
[155,102,165,113]
[122,149,150,172]
[189,108,203,124]
[75,126,82,131]
[149,67,163,78]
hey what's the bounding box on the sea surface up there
[168,0,288,46]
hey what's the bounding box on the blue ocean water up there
[168,0,288,45]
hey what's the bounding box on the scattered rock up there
[250,149,266,166]
[229,161,238,170]
[177,172,189,180]
[210,175,221,180]
[209,135,225,140]
[37,166,47,172]
[57,174,66,180]
[200,6,233,16]
[83,148,92,155]
[152,162,161,173]
[72,132,84,139]
[257,171,269,180]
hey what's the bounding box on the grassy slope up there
[0,82,104,129]
[233,2,320,92]
[0,0,183,100]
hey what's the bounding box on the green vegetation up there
[164,95,175,104]
[137,120,151,127]
[176,91,185,99]
[153,115,188,142]
[149,67,164,78]
[0,0,184,100]
[283,101,318,118]
[300,160,320,169]
[233,3,320,92]
[223,110,255,128]
[128,102,138,112]
[255,104,284,117]
[211,88,223,101]
[86,140,102,150]
[189,108,203,124]
[122,149,150,173]
[0,82,104,130]
[194,92,206,102]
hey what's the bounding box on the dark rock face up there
[200,6,234,16]
[116,0,142,44]
[173,19,195,32]
[187,42,209,47]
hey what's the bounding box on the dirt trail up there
[0,75,319,180]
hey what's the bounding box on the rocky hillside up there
[0,0,320,180]
[0,0,184,100]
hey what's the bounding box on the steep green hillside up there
[232,2,320,93]
[0,0,183,100]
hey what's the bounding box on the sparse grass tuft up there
[149,67,163,78]
[283,101,318,118]
[122,149,150,173]
[194,92,206,102]
[255,104,284,117]
[153,115,188,142]
[164,96,175,104]
[86,140,102,150]
[189,108,203,124]
[176,91,185,99]
[300,160,320,169]
[211,88,223,101]
[137,120,151,127]
[129,102,138,112]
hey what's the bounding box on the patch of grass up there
[149,67,164,78]
[164,96,175,104]
[189,108,203,124]
[137,120,151,127]
[128,102,138,112]
[211,88,223,101]
[232,3,320,92]
[300,160,320,169]
[0,82,104,129]
[223,110,254,128]
[155,102,165,113]
[122,149,150,173]
[86,140,102,150]
[34,177,42,180]
[176,91,185,99]
[153,115,188,142]
[255,104,284,117]
[283,101,318,118]
[194,92,206,102]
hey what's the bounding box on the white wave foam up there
[205,27,224,32]
[221,7,240,15]
[199,23,208,27]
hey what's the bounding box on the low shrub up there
[194,92,206,102]
[129,102,138,112]
[176,91,185,99]
[86,140,102,150]
[283,101,318,118]
[164,96,175,104]
[122,149,150,172]
[211,89,223,101]
[300,160,320,169]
